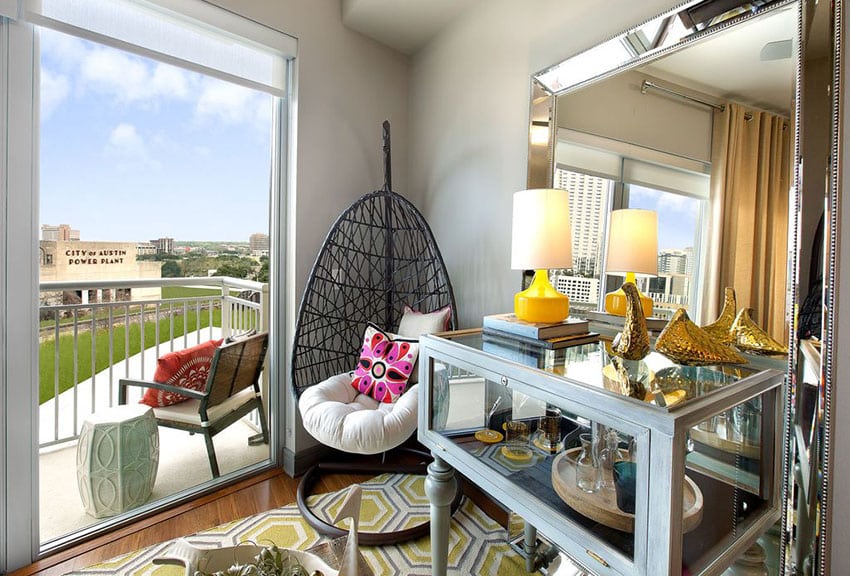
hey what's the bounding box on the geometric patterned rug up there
[64,474,538,575]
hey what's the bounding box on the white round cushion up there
[299,372,419,455]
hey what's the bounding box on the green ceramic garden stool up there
[76,404,159,518]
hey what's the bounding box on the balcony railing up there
[38,276,268,448]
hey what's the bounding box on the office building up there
[41,223,80,241]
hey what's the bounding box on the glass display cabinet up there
[418,329,784,576]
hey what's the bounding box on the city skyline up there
[39,27,272,243]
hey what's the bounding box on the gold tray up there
[551,448,703,533]
[689,427,760,460]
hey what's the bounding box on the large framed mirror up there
[526,0,836,573]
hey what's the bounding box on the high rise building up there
[555,274,600,306]
[658,249,689,275]
[683,246,695,275]
[41,224,80,241]
[150,237,174,255]
[555,169,609,277]
[249,233,270,254]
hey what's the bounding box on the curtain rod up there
[641,79,725,111]
[640,79,756,122]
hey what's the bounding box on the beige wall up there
[557,70,714,163]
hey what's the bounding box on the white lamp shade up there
[511,188,573,269]
[605,209,658,275]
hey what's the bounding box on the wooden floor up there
[11,467,373,576]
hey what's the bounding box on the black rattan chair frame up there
[291,122,461,544]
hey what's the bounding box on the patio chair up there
[292,121,461,544]
[118,332,270,478]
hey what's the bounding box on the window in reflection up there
[552,168,612,313]
[552,137,709,320]
[626,184,707,319]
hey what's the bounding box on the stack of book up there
[482,313,599,350]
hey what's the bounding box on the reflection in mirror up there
[546,4,796,340]
[525,0,840,573]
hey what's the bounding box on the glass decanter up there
[575,433,599,493]
[597,428,625,491]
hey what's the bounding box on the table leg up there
[524,522,538,573]
[425,454,457,576]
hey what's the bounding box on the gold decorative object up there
[701,287,737,345]
[655,308,747,366]
[610,282,650,361]
[732,307,789,355]
[602,358,652,400]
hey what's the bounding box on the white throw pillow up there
[397,305,451,338]
[396,305,452,384]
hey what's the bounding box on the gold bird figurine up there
[656,308,747,365]
[732,308,789,355]
[611,282,650,361]
[701,287,737,345]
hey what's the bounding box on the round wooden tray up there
[551,448,704,533]
[689,427,760,460]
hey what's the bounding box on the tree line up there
[142,253,269,282]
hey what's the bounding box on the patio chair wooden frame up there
[118,332,270,478]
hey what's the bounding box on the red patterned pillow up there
[140,339,223,407]
[351,323,419,404]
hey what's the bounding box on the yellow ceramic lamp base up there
[605,272,653,318]
[514,269,570,323]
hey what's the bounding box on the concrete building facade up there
[39,241,162,304]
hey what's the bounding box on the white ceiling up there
[639,6,797,115]
[343,1,799,114]
[341,0,481,55]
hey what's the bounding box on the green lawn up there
[161,286,221,299]
[39,307,222,405]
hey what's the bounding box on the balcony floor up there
[40,418,268,544]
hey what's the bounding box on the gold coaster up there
[532,434,563,453]
[475,429,503,444]
[500,446,533,461]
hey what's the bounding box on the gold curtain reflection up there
[703,103,791,342]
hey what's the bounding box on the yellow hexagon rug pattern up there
[64,473,543,576]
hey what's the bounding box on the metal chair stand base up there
[296,447,464,546]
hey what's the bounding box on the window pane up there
[626,184,704,318]
[38,25,274,544]
[552,168,612,313]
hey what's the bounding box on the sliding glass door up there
[1,0,295,565]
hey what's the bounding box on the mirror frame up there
[525,0,841,573]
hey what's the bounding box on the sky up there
[629,185,701,252]
[39,28,272,243]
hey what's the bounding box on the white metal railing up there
[38,276,268,448]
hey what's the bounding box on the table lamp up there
[511,188,573,323]
[604,208,658,317]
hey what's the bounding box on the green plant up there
[194,544,322,576]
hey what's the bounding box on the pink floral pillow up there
[351,323,419,404]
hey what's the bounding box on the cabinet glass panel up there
[681,394,775,575]
[432,359,642,561]
[450,332,759,407]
